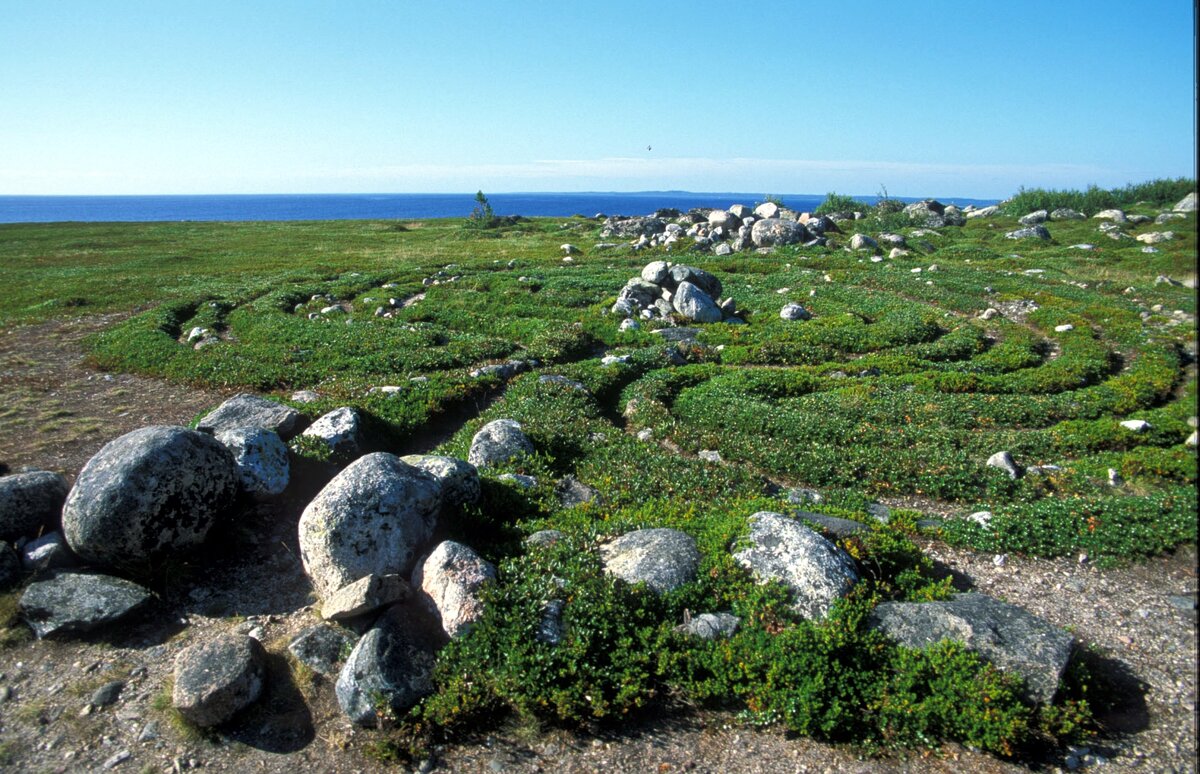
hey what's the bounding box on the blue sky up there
[1,1,1194,197]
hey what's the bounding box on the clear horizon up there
[2,1,1195,199]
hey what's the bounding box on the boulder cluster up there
[598,201,841,255]
[612,260,743,326]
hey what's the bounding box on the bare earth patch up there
[0,318,1194,773]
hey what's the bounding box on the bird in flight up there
[647,145,652,151]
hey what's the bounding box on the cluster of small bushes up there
[1001,178,1196,217]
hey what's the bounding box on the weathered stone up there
[617,278,662,310]
[322,574,410,621]
[19,572,153,639]
[400,455,480,508]
[173,634,266,727]
[216,426,289,497]
[21,531,76,571]
[672,281,722,323]
[62,426,238,569]
[986,450,1023,479]
[336,600,446,726]
[750,218,808,248]
[1119,419,1150,433]
[733,512,859,619]
[298,452,441,601]
[300,407,364,460]
[1005,226,1051,240]
[90,679,125,708]
[556,475,598,508]
[288,624,355,677]
[1136,231,1174,244]
[1172,191,1197,212]
[498,472,538,489]
[780,303,811,321]
[869,593,1074,703]
[666,265,723,299]
[539,374,590,393]
[794,511,869,539]
[0,470,69,541]
[707,209,741,229]
[1018,210,1048,225]
[196,393,308,441]
[413,540,495,638]
[754,201,780,219]
[468,419,534,468]
[525,529,564,548]
[599,216,667,239]
[676,612,740,640]
[640,260,671,285]
[1050,207,1085,221]
[849,234,877,250]
[1093,209,1127,223]
[966,205,999,219]
[599,528,700,594]
[904,200,946,227]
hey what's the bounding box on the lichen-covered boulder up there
[216,426,290,497]
[400,454,480,508]
[672,281,723,323]
[468,419,534,468]
[173,634,266,727]
[298,453,441,601]
[300,406,365,460]
[733,511,859,619]
[599,528,700,594]
[61,426,238,568]
[336,600,447,726]
[19,571,153,639]
[751,218,808,247]
[196,393,308,441]
[0,470,69,541]
[412,540,496,638]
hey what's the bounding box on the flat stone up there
[599,528,700,594]
[173,634,266,727]
[20,572,153,639]
[322,574,410,621]
[196,393,308,441]
[288,624,355,678]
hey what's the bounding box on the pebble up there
[103,750,131,769]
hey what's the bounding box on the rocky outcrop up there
[733,512,860,619]
[173,634,266,727]
[298,453,441,601]
[19,571,153,639]
[599,528,700,594]
[0,470,69,541]
[61,426,238,569]
[869,592,1074,703]
[196,393,308,441]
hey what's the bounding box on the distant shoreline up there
[0,191,1002,225]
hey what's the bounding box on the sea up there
[0,192,1000,224]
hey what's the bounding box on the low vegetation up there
[0,179,1195,760]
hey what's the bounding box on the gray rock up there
[616,278,662,311]
[673,281,723,323]
[941,205,966,226]
[733,511,860,619]
[794,511,868,539]
[599,216,667,239]
[666,265,723,299]
[1018,210,1048,225]
[780,303,811,321]
[1172,191,1197,212]
[1050,207,1085,221]
[676,612,740,640]
[291,389,320,403]
[216,427,289,498]
[61,426,238,569]
[650,327,700,343]
[903,200,946,227]
[536,599,565,645]
[412,540,496,638]
[754,201,780,219]
[750,218,808,248]
[713,243,733,256]
[556,476,598,508]
[1119,419,1150,432]
[866,502,891,524]
[539,374,590,393]
[470,360,532,380]
[599,528,700,594]
[90,680,124,708]
[288,624,355,677]
[1093,209,1127,222]
[468,419,534,468]
[869,592,1074,703]
[400,455,480,508]
[640,260,671,285]
[849,234,877,250]
[20,572,153,639]
[173,634,266,727]
[0,470,69,541]
[21,530,77,571]
[298,452,442,601]
[196,393,308,441]
[300,407,364,460]
[525,529,564,548]
[1005,226,1051,240]
[786,487,824,505]
[965,205,1000,219]
[498,473,538,489]
[322,574,410,621]
[707,209,741,229]
[336,600,446,726]
[986,450,1023,479]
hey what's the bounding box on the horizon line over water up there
[0,191,1002,224]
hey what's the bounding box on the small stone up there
[90,680,124,708]
[1054,324,1074,333]
[1119,419,1150,433]
[102,750,131,769]
[322,574,410,621]
[986,450,1022,479]
[698,450,722,463]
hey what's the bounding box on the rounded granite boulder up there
[0,470,69,541]
[61,426,239,569]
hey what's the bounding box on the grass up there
[0,179,1196,758]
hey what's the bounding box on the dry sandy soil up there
[0,317,1195,773]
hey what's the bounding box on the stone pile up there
[612,260,744,325]
[598,201,840,254]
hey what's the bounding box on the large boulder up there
[468,419,534,468]
[869,593,1074,703]
[216,427,290,498]
[400,455,480,508]
[0,470,69,541]
[904,200,946,227]
[599,528,700,594]
[666,265,723,299]
[336,600,447,726]
[298,453,442,601]
[599,216,667,239]
[412,540,496,638]
[707,209,741,229]
[1173,191,1197,212]
[61,426,238,569]
[751,218,808,248]
[733,511,860,619]
[19,571,153,639]
[173,634,266,727]
[1005,226,1051,241]
[196,393,308,441]
[300,407,364,460]
[672,281,723,323]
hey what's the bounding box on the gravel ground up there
[0,318,1195,773]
